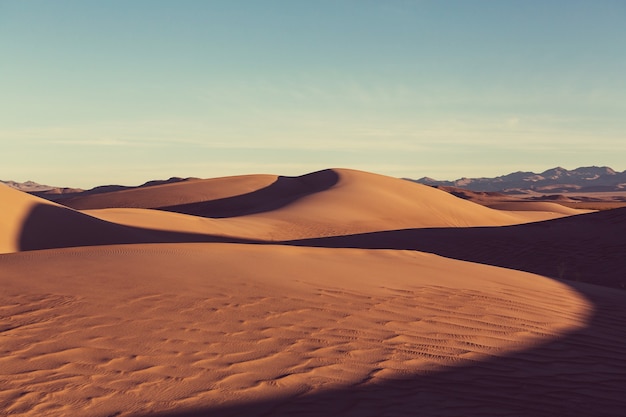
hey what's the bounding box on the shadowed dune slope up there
[1,168,591,253]
[63,170,340,218]
[238,169,574,227]
[62,174,279,210]
[290,207,626,289]
[64,169,574,225]
[0,243,603,417]
[0,185,146,253]
[84,169,573,243]
[2,169,626,416]
[0,185,248,254]
[0,185,33,253]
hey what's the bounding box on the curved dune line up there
[0,244,592,416]
[1,169,624,416]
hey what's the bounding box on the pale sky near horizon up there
[2,0,625,188]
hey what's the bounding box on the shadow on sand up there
[15,202,626,416]
[144,284,626,417]
[289,207,626,290]
[17,203,258,252]
[143,210,626,416]
[156,170,339,218]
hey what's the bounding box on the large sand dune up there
[291,206,626,289]
[1,169,625,416]
[0,185,146,253]
[85,169,575,243]
[61,175,279,211]
[0,185,232,254]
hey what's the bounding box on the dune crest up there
[0,185,140,253]
[0,184,184,254]
[2,168,625,416]
[1,169,585,254]
[483,201,590,215]
[0,184,37,253]
[84,169,576,244]
[62,174,279,210]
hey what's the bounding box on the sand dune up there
[84,169,574,243]
[67,168,573,225]
[482,201,589,215]
[61,174,278,211]
[1,169,625,416]
[236,169,567,229]
[0,243,600,416]
[0,185,146,253]
[291,206,626,289]
[0,185,234,254]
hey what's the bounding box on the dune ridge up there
[483,201,588,215]
[289,206,626,289]
[60,174,279,211]
[84,169,581,244]
[1,168,624,416]
[0,243,595,416]
[3,169,578,254]
[0,184,144,254]
[0,184,189,254]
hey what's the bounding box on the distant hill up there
[410,166,626,193]
[1,179,62,192]
[1,177,194,202]
[6,167,626,199]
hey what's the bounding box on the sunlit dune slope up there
[2,169,625,416]
[484,201,590,215]
[241,169,572,228]
[291,206,626,289]
[62,174,278,210]
[84,169,572,242]
[0,243,593,416]
[2,169,586,254]
[0,185,186,254]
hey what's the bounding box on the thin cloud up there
[50,139,141,147]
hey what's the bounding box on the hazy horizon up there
[3,163,626,190]
[2,1,625,188]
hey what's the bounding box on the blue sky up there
[1,0,625,187]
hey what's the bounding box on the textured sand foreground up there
[1,169,626,416]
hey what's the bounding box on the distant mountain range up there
[410,166,626,193]
[0,180,65,192]
[1,177,193,201]
[5,167,626,197]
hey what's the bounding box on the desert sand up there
[1,168,625,416]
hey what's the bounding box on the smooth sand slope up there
[432,186,595,215]
[1,169,625,416]
[0,244,597,417]
[61,175,278,211]
[292,206,626,289]
[0,185,147,254]
[482,201,591,215]
[0,185,232,254]
[84,169,576,243]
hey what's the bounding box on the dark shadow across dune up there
[16,202,626,416]
[156,169,339,218]
[139,209,626,416]
[289,207,626,290]
[140,276,626,417]
[17,203,258,252]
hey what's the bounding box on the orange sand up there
[1,169,625,416]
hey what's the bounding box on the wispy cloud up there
[2,112,624,156]
[49,139,143,147]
